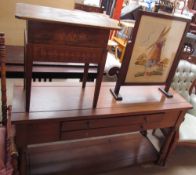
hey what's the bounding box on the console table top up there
[11,82,192,122]
[15,3,120,30]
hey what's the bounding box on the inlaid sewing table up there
[15,3,120,112]
[11,82,192,175]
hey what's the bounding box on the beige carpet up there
[100,146,196,175]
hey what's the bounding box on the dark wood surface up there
[3,45,97,80]
[5,46,97,67]
[74,3,104,13]
[12,82,191,116]
[15,3,120,30]
[28,133,157,175]
[16,3,120,111]
[11,82,192,174]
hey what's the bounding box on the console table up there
[15,3,120,112]
[11,82,192,175]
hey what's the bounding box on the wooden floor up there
[28,133,157,175]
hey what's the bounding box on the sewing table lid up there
[15,3,120,30]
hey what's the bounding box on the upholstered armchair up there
[171,59,196,145]
[152,59,196,162]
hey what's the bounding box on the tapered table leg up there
[82,63,89,88]
[19,147,28,175]
[25,46,33,112]
[93,51,107,108]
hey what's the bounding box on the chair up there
[110,20,135,62]
[171,59,196,146]
[0,33,18,174]
[187,0,196,34]
[182,33,196,61]
[152,58,196,163]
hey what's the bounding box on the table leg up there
[160,131,179,166]
[19,147,28,175]
[25,46,33,112]
[23,31,27,90]
[93,51,107,108]
[157,111,186,165]
[82,63,89,88]
[156,128,175,166]
[140,130,147,137]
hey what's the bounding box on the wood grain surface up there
[11,82,192,175]
[15,3,120,30]
[12,82,192,122]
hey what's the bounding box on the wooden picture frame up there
[111,11,190,100]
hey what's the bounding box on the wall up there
[83,0,100,7]
[75,0,84,3]
[0,0,74,46]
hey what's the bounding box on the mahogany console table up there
[15,3,120,112]
[11,83,192,175]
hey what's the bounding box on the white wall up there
[84,0,100,7]
[75,0,84,3]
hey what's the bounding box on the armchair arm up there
[189,79,196,95]
[189,94,196,116]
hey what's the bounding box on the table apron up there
[28,44,105,63]
[15,110,180,146]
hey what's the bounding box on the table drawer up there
[61,120,88,132]
[89,115,145,128]
[60,125,142,140]
[60,115,145,140]
[89,113,165,129]
[31,44,103,63]
[28,21,109,47]
[144,111,179,129]
[60,111,179,141]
